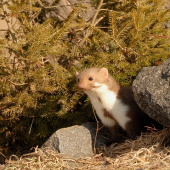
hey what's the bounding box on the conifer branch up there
[109,11,127,55]
[78,0,104,47]
[114,38,126,52]
[150,34,170,39]
[91,0,104,25]
[8,80,27,86]
[94,16,105,26]
[133,9,138,31]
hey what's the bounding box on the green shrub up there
[0,0,169,153]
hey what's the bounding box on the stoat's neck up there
[106,74,120,95]
[86,84,118,111]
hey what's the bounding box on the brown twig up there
[7,79,27,86]
[0,152,7,159]
[92,106,104,156]
[29,117,34,134]
[145,124,161,141]
[91,0,104,25]
[149,34,170,39]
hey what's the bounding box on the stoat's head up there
[76,67,109,91]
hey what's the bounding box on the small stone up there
[41,122,107,158]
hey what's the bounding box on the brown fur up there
[117,86,162,140]
[76,68,120,93]
[103,109,120,145]
[106,125,120,145]
[77,68,163,145]
[103,109,118,125]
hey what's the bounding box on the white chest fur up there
[85,84,131,129]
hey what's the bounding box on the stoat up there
[76,67,162,146]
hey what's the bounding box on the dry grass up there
[2,128,170,170]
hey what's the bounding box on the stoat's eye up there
[89,77,93,81]
[77,78,80,82]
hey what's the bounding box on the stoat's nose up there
[78,84,83,89]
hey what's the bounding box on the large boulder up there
[132,58,170,127]
[41,122,107,158]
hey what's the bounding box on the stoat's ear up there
[76,71,79,76]
[99,68,108,79]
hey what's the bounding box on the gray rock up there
[41,0,95,21]
[132,58,170,127]
[41,122,107,158]
[41,0,55,6]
